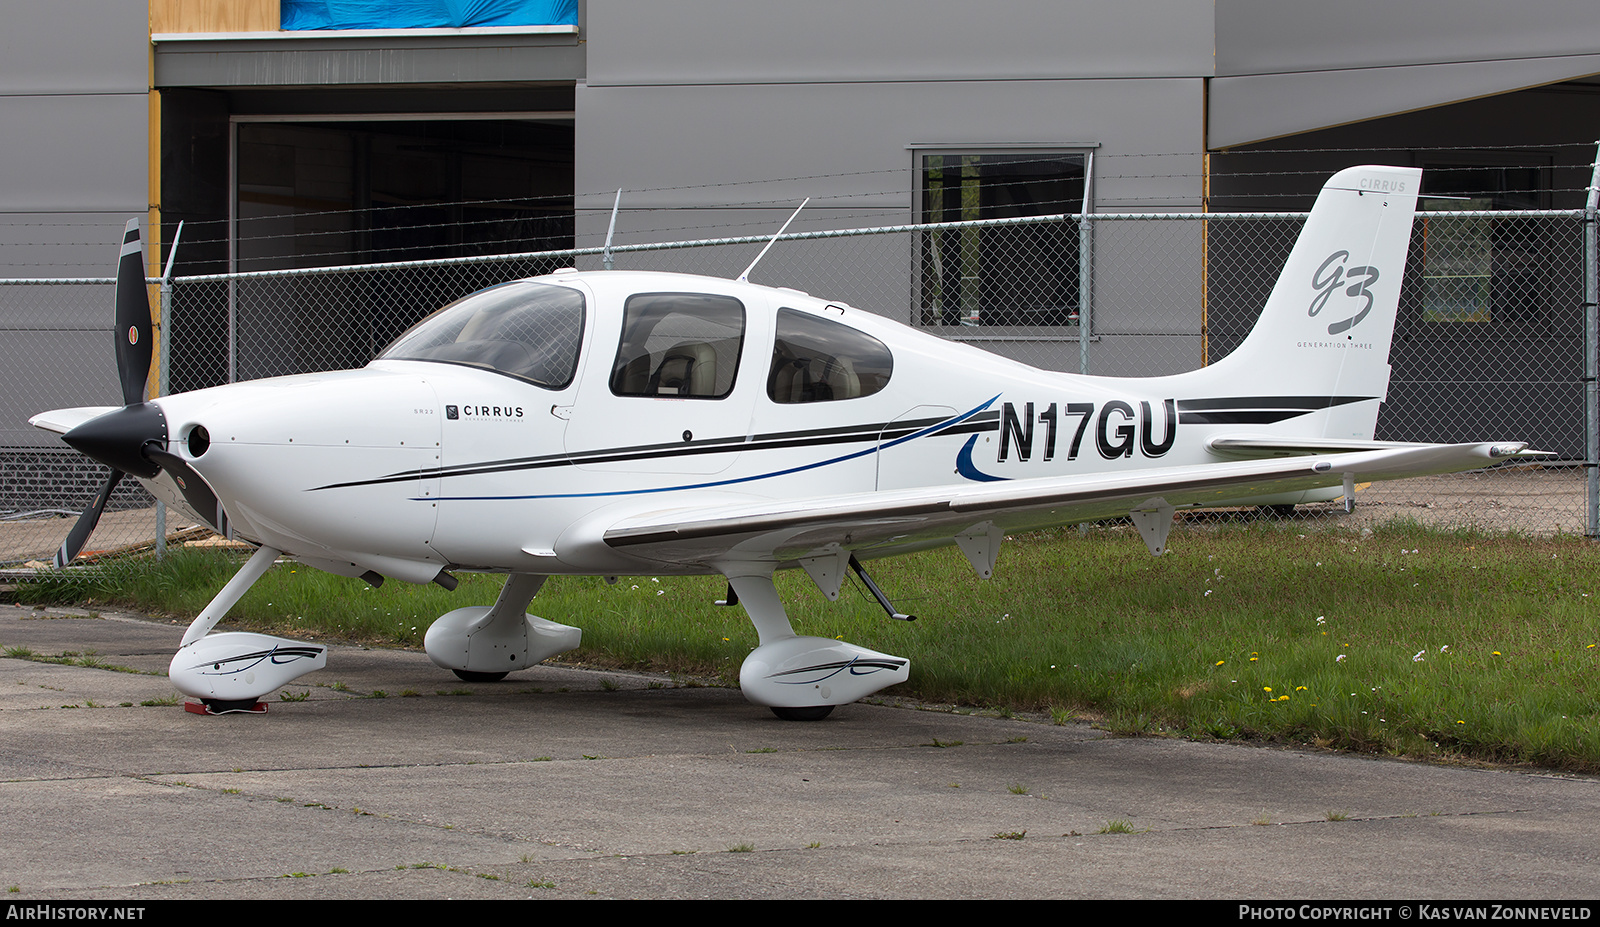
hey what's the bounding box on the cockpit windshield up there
[379,281,586,389]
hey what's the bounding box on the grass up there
[7,519,1600,770]
[2,646,149,675]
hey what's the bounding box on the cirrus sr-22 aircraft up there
[31,165,1535,719]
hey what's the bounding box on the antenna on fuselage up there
[602,188,622,270]
[737,198,809,284]
[162,220,184,281]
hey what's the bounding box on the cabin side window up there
[768,307,893,403]
[610,293,746,399]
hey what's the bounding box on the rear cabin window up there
[610,293,745,399]
[768,308,893,403]
[379,281,585,390]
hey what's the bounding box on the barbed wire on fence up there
[1,192,1593,566]
[6,145,1596,276]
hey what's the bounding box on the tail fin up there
[1205,165,1420,440]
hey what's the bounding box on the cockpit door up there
[564,287,765,476]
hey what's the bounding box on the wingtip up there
[1487,442,1550,459]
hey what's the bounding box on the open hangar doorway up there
[1203,81,1600,461]
[162,104,574,391]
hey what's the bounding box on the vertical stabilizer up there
[1206,166,1420,440]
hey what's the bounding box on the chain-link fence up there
[0,277,164,569]
[3,203,1594,568]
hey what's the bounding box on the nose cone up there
[62,402,166,477]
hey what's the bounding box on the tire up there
[452,669,509,682]
[770,705,835,721]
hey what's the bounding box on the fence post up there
[1586,143,1600,538]
[156,275,171,560]
[1078,151,1094,375]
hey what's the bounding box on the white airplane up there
[31,165,1532,718]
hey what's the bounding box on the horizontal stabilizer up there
[28,406,119,436]
[1208,436,1543,460]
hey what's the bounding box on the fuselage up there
[140,269,1375,583]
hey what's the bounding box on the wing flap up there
[602,442,1524,566]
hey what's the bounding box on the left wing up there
[599,442,1529,568]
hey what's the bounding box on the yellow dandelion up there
[1215,660,1225,666]
[1263,687,1272,693]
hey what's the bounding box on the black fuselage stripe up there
[1180,410,1306,425]
[311,416,954,490]
[1177,395,1374,412]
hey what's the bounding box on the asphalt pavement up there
[2,604,1597,901]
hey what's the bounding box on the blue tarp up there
[282,0,578,30]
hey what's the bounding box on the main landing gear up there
[423,573,582,680]
[722,565,910,721]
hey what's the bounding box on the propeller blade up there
[143,446,230,536]
[54,470,124,568]
[115,218,153,407]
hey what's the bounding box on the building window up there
[918,152,1086,329]
[1418,161,1550,324]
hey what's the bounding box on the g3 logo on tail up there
[1310,251,1380,335]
